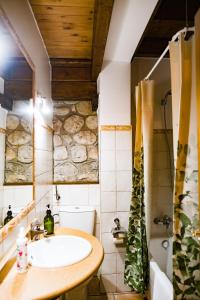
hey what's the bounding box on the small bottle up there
[16,227,28,273]
[4,205,13,225]
[44,204,54,235]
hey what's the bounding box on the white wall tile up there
[116,273,131,292]
[35,185,49,203]
[95,205,101,224]
[116,171,132,191]
[101,192,116,212]
[102,233,117,253]
[117,192,131,212]
[101,212,116,233]
[39,193,51,221]
[89,184,100,206]
[101,253,117,275]
[101,171,116,191]
[100,274,117,293]
[0,171,4,186]
[57,185,89,206]
[116,131,132,150]
[116,150,132,171]
[13,186,32,207]
[100,131,115,150]
[27,208,36,223]
[101,150,116,171]
[3,188,14,207]
[116,252,125,273]
[35,197,43,222]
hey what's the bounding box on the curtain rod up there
[144,26,195,80]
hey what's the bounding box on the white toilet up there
[57,205,96,300]
[58,206,95,234]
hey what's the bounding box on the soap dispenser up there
[16,226,28,273]
[4,205,13,225]
[44,204,54,235]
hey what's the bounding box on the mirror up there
[0,13,34,228]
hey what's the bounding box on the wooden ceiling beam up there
[0,94,13,111]
[147,19,194,39]
[4,80,32,100]
[133,0,200,59]
[134,37,169,57]
[51,58,92,81]
[91,0,114,80]
[52,81,97,100]
[51,58,97,106]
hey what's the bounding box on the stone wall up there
[5,101,33,183]
[53,101,98,183]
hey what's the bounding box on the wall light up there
[36,94,51,115]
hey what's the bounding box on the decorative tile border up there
[54,181,99,185]
[0,128,6,134]
[100,125,132,131]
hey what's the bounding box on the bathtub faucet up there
[154,215,172,229]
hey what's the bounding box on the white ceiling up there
[104,0,159,62]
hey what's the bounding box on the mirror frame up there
[0,7,35,244]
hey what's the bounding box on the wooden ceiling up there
[30,0,95,59]
[134,0,200,58]
[29,0,114,104]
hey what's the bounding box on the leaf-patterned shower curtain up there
[170,33,200,299]
[124,80,154,293]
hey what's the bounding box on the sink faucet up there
[30,219,47,241]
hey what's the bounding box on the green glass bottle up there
[4,205,13,225]
[44,204,54,235]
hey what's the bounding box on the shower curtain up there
[170,34,200,299]
[124,80,154,293]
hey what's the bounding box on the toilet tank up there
[58,206,95,235]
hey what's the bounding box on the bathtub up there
[149,237,173,300]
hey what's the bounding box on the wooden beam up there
[5,80,32,100]
[132,0,163,60]
[51,58,91,81]
[52,81,97,100]
[0,94,13,111]
[147,19,194,39]
[91,0,114,80]
[5,62,32,81]
[134,37,169,58]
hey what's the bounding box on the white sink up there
[28,235,92,268]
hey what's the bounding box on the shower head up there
[161,90,171,106]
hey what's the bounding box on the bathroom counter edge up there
[0,227,104,300]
